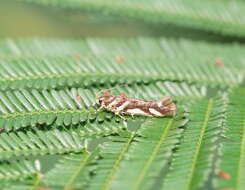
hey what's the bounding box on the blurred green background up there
[0,0,162,38]
[0,0,240,42]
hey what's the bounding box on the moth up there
[96,90,176,117]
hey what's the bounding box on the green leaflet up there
[88,118,183,190]
[43,150,99,190]
[14,0,245,37]
[162,97,226,190]
[0,159,40,181]
[215,88,245,190]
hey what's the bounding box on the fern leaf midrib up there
[64,152,91,190]
[186,99,213,190]
[101,134,135,190]
[0,69,238,88]
[133,119,173,190]
[0,108,92,118]
[0,71,158,82]
[236,113,245,190]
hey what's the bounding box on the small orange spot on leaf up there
[36,187,51,190]
[216,170,231,179]
[76,95,82,103]
[115,55,124,64]
[217,188,234,190]
[214,58,224,67]
[72,54,81,61]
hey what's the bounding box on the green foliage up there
[0,120,127,159]
[17,0,245,37]
[0,127,85,159]
[0,54,243,89]
[163,97,227,190]
[44,150,99,189]
[106,118,183,190]
[1,38,245,57]
[1,0,245,189]
[215,88,245,190]
[0,159,40,181]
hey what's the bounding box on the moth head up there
[96,90,111,105]
[101,90,111,96]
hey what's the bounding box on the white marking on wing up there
[108,97,115,102]
[116,101,130,111]
[108,99,119,107]
[126,108,146,115]
[149,108,162,116]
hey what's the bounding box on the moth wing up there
[159,96,172,106]
[158,96,176,115]
[167,103,177,115]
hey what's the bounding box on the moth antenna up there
[102,90,111,96]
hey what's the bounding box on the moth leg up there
[118,114,127,120]
[115,112,126,120]
[130,113,135,118]
[95,105,104,113]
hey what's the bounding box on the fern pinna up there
[1,0,245,187]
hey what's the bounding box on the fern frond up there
[162,97,226,190]
[0,55,243,89]
[87,118,183,190]
[15,0,245,37]
[215,88,245,190]
[1,38,245,89]
[0,120,125,159]
[0,128,85,159]
[43,150,99,189]
[0,87,113,131]
[86,131,137,190]
[108,118,183,190]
